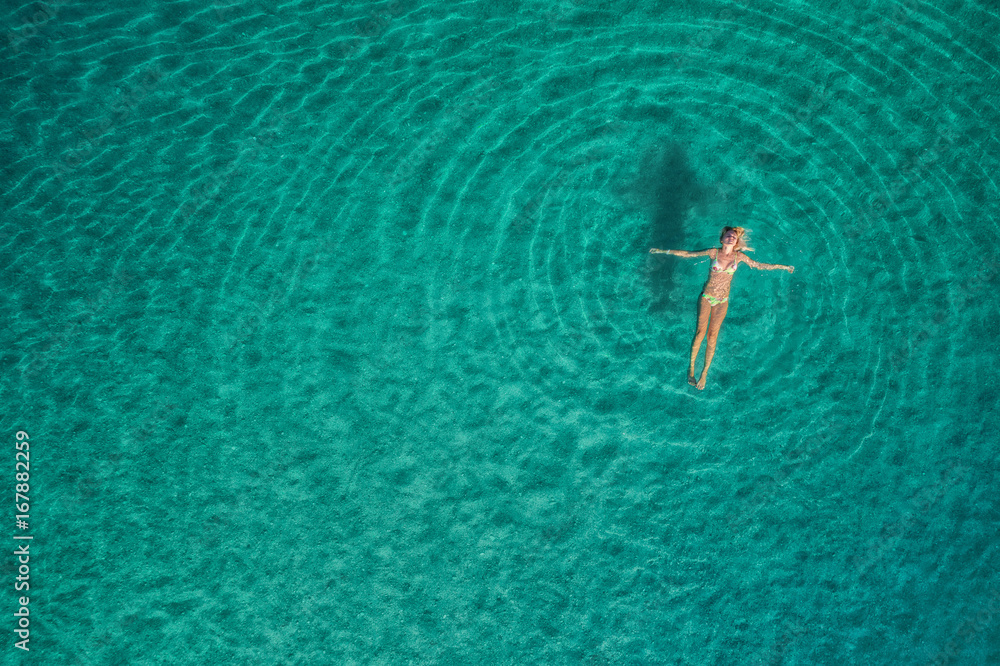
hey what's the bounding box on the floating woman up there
[650,226,794,390]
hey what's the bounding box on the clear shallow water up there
[2,0,999,663]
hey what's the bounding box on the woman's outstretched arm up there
[738,252,794,273]
[649,248,714,258]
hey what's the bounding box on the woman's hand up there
[786,265,795,274]
[650,248,671,255]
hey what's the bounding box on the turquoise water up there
[3,0,999,663]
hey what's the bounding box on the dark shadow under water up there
[640,143,706,316]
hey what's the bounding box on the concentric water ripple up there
[3,0,999,662]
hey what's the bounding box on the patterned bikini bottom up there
[702,293,729,306]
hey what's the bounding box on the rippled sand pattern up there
[3,0,999,663]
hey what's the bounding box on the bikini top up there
[711,253,737,275]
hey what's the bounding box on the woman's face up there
[722,229,738,246]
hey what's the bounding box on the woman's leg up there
[689,296,712,385]
[697,301,729,390]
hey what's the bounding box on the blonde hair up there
[721,226,754,253]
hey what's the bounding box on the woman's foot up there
[688,372,697,386]
[696,375,706,390]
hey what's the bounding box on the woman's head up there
[720,226,753,252]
